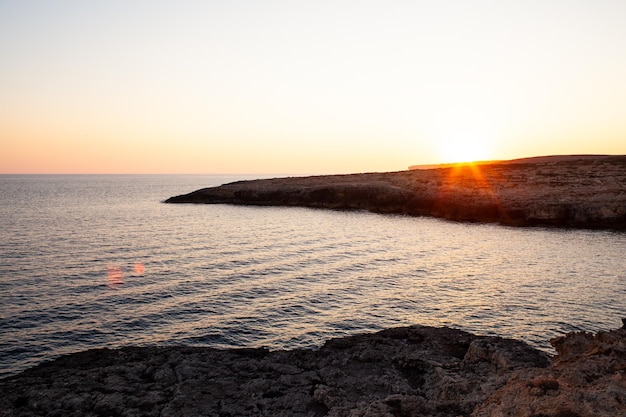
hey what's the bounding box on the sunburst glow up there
[437,133,495,164]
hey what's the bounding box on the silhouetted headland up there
[2,322,625,416]
[166,155,626,230]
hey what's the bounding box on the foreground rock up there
[1,323,624,417]
[473,322,626,417]
[165,155,626,230]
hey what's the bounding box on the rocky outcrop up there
[1,323,624,417]
[473,320,626,417]
[165,155,626,230]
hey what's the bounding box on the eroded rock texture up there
[0,326,548,417]
[165,155,626,230]
[473,322,626,417]
[1,324,624,417]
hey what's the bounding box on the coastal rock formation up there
[1,323,624,417]
[165,155,626,230]
[473,321,626,417]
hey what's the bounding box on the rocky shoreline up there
[165,155,626,230]
[1,322,624,417]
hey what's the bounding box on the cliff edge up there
[166,155,626,230]
[1,323,624,417]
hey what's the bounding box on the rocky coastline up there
[1,322,624,417]
[165,155,626,230]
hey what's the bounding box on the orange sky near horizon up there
[2,1,626,175]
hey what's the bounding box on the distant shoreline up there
[166,155,626,231]
[408,154,613,170]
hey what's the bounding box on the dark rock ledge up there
[1,323,625,417]
[165,155,626,230]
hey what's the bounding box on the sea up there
[1,174,625,378]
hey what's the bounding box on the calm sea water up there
[1,174,625,378]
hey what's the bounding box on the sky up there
[1,0,626,174]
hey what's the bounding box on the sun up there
[437,133,494,164]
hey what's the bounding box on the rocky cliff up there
[1,323,624,417]
[165,155,626,230]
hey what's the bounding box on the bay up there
[1,174,625,378]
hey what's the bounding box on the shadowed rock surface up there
[1,323,624,417]
[165,155,626,230]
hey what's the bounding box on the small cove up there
[1,174,625,378]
